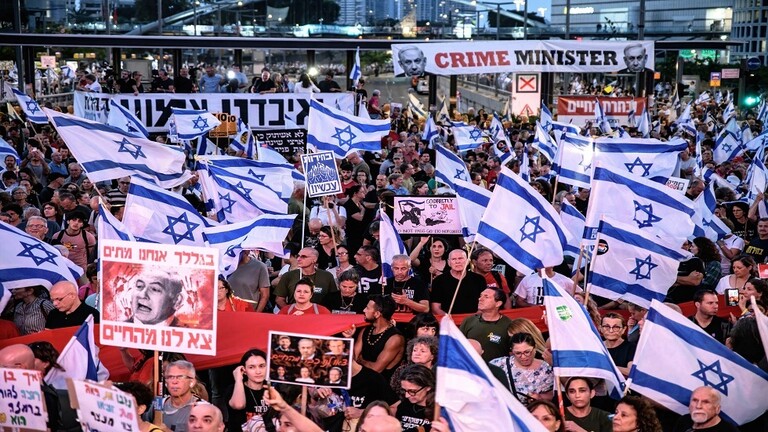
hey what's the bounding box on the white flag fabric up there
[171,108,221,140]
[692,181,731,242]
[229,118,256,159]
[593,136,688,183]
[12,88,48,123]
[123,177,216,246]
[437,316,550,432]
[46,109,193,188]
[532,121,557,163]
[257,144,289,165]
[542,277,626,398]
[45,315,109,390]
[636,107,651,138]
[559,200,585,259]
[453,178,492,243]
[588,218,688,308]
[723,101,736,122]
[203,214,296,276]
[743,129,768,153]
[408,93,427,119]
[198,164,287,223]
[307,99,390,159]
[551,121,581,135]
[201,155,302,202]
[435,144,469,188]
[97,204,136,242]
[713,118,743,164]
[553,132,593,189]
[422,116,439,145]
[437,95,451,124]
[107,99,149,138]
[758,100,768,124]
[0,136,20,166]
[629,299,768,425]
[540,102,553,132]
[379,209,408,280]
[0,221,83,289]
[476,166,570,276]
[754,296,768,357]
[594,98,613,134]
[453,124,485,152]
[586,167,696,244]
[676,103,697,136]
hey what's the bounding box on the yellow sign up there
[208,112,237,138]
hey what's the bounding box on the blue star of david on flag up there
[116,138,147,160]
[469,127,483,141]
[519,215,546,243]
[691,359,735,395]
[218,192,236,214]
[624,157,653,177]
[629,254,658,280]
[162,213,201,244]
[225,244,239,257]
[17,242,59,266]
[633,201,663,229]
[247,169,266,182]
[331,125,357,151]
[192,116,210,132]
[25,100,41,115]
[454,168,466,179]
[234,181,252,197]
[579,154,592,172]
[721,143,732,153]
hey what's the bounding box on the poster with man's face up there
[99,239,219,355]
[267,331,353,389]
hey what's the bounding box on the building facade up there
[731,0,768,65]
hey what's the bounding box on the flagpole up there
[324,198,339,265]
[551,175,560,206]
[153,350,163,426]
[447,240,478,315]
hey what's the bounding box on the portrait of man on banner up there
[395,46,427,77]
[267,332,353,389]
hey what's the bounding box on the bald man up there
[46,280,99,329]
[188,403,225,432]
[359,415,403,432]
[673,386,739,432]
[0,345,63,430]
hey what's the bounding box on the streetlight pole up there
[523,0,528,39]
[496,4,500,40]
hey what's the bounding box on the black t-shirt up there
[355,265,383,295]
[745,237,768,263]
[224,384,270,432]
[689,315,729,344]
[343,200,367,253]
[174,76,195,93]
[345,366,399,408]
[396,399,432,432]
[431,272,486,314]
[251,78,276,93]
[384,277,430,314]
[565,407,613,432]
[151,77,173,92]
[115,78,136,93]
[606,340,636,368]
[318,79,341,93]
[323,292,367,314]
[672,415,740,432]
[45,302,100,329]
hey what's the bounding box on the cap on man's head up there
[67,210,88,223]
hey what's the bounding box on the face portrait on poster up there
[99,239,219,356]
[267,332,353,389]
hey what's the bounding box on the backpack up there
[53,229,97,264]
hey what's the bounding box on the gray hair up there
[165,359,196,376]
[391,254,411,265]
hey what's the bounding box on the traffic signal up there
[743,72,760,108]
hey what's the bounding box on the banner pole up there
[324,198,339,265]
[153,350,163,425]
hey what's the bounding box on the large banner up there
[99,239,219,356]
[74,92,355,133]
[391,40,655,76]
[556,96,647,129]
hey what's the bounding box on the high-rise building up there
[731,0,768,65]
[336,0,366,25]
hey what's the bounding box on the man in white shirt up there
[515,267,581,307]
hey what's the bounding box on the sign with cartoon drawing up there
[393,196,462,235]
[301,151,342,198]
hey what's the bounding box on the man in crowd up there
[251,68,276,94]
[355,294,404,379]
[106,176,130,206]
[151,69,175,93]
[39,172,65,203]
[386,173,409,195]
[317,71,342,93]
[46,281,100,329]
[672,386,739,432]
[431,249,487,315]
[354,245,383,295]
[689,289,729,344]
[48,151,68,176]
[564,377,613,432]
[275,247,337,307]
[199,65,225,93]
[385,254,429,314]
[64,162,85,186]
[459,288,512,362]
[0,345,63,430]
[745,217,768,263]
[52,210,95,273]
[163,360,202,432]
[228,250,270,312]
[24,215,51,243]
[188,403,226,432]
[515,266,578,307]
[174,67,196,93]
[472,248,512,308]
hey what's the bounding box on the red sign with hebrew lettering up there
[556,96,646,128]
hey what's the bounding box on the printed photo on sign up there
[0,367,48,431]
[67,379,140,432]
[267,332,353,389]
[99,239,219,356]
[393,196,462,235]
[302,151,342,198]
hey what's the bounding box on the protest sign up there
[393,196,462,235]
[0,367,48,431]
[267,332,353,389]
[301,151,342,198]
[665,176,689,194]
[99,239,219,356]
[252,128,306,160]
[67,379,140,432]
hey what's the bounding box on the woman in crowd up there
[490,332,554,405]
[11,186,34,211]
[13,286,55,335]
[327,244,354,283]
[294,73,320,93]
[506,318,548,359]
[715,255,757,295]
[412,181,429,196]
[528,400,565,432]
[278,278,331,316]
[227,349,271,432]
[409,236,449,285]
[80,177,97,198]
[692,237,723,292]
[218,277,252,312]
[356,171,372,191]
[612,396,662,432]
[671,237,721,303]
[323,269,366,314]
[356,401,396,432]
[729,202,756,240]
[43,201,64,227]
[315,226,339,271]
[114,381,165,432]
[18,179,41,209]
[389,336,438,395]
[395,364,435,431]
[28,341,65,377]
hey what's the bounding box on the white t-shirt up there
[719,235,745,275]
[309,205,347,227]
[86,81,102,93]
[515,272,580,306]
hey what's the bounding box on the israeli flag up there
[45,315,109,390]
[713,118,743,164]
[743,129,768,153]
[553,132,593,189]
[379,209,408,280]
[198,164,287,223]
[0,137,20,166]
[422,116,439,146]
[171,107,221,140]
[453,178,491,242]
[437,316,550,432]
[201,155,302,201]
[542,277,626,399]
[748,152,768,199]
[408,93,427,119]
[488,115,508,149]
[695,91,711,105]
[593,136,688,184]
[757,100,768,124]
[230,118,256,159]
[740,124,754,148]
[520,145,530,182]
[559,200,585,259]
[107,99,149,138]
[46,109,192,189]
[307,99,390,159]
[636,107,651,138]
[453,124,485,152]
[0,221,83,289]
[437,95,451,124]
[540,101,553,132]
[203,214,296,276]
[97,204,136,242]
[11,88,48,124]
[676,104,697,136]
[692,180,732,242]
[594,98,612,134]
[588,218,688,308]
[123,177,216,246]
[349,46,362,85]
[475,166,570,276]
[551,121,581,135]
[532,121,557,163]
[435,144,470,189]
[627,107,636,127]
[755,297,768,355]
[257,144,288,164]
[630,300,768,425]
[723,101,736,122]
[586,167,696,245]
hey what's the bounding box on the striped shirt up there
[14,297,55,335]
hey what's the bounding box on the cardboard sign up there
[40,56,56,69]
[267,332,353,389]
[301,151,342,198]
[209,112,238,138]
[0,368,48,431]
[393,196,462,235]
[665,176,689,194]
[67,380,140,432]
[99,239,219,355]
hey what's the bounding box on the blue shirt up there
[199,73,223,93]
[49,161,68,176]
[387,185,409,195]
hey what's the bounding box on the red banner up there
[556,96,646,129]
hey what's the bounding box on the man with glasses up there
[163,360,201,432]
[600,313,635,378]
[275,247,337,309]
[45,281,99,329]
[24,215,51,243]
[460,288,512,362]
